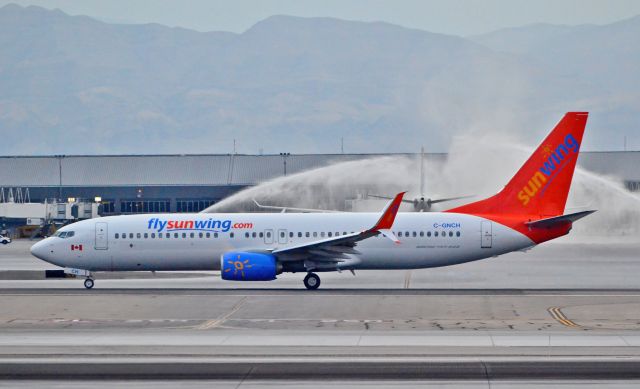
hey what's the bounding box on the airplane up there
[31,112,594,290]
[368,146,472,211]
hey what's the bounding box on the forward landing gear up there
[83,278,94,289]
[303,272,320,290]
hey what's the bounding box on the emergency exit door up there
[95,222,108,250]
[481,221,492,248]
[278,229,288,244]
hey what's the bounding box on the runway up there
[1,239,640,384]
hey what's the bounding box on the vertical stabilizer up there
[448,112,588,218]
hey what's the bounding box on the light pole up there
[279,153,290,176]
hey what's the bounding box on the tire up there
[84,278,94,289]
[303,272,321,290]
[1,240,7,245]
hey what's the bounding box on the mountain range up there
[0,3,638,154]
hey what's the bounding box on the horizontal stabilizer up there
[525,210,596,229]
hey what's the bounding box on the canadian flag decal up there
[71,244,83,251]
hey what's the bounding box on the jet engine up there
[221,252,281,281]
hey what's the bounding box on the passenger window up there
[258,232,263,238]
[343,232,347,235]
[190,232,194,238]
[419,231,424,237]
[280,232,285,238]
[434,231,438,237]
[328,232,332,237]
[182,233,187,238]
[166,233,170,239]
[174,233,178,238]
[289,232,293,238]
[230,232,234,238]
[206,232,211,238]
[151,233,155,239]
[266,232,271,238]
[456,231,461,237]
[313,232,317,237]
[252,232,257,238]
[306,232,310,237]
[427,231,431,237]
[115,233,119,239]
[144,233,148,239]
[413,232,417,237]
[129,233,134,239]
[245,232,250,238]
[214,233,219,238]
[449,231,453,237]
[298,232,302,238]
[321,232,325,237]
[136,233,140,239]
[199,232,203,238]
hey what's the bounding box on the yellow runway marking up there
[197,296,247,330]
[548,306,580,328]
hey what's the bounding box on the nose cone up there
[30,240,49,261]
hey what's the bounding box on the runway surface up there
[1,238,639,383]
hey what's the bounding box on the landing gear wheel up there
[84,278,94,289]
[303,272,320,290]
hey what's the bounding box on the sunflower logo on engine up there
[224,254,253,279]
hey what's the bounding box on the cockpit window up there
[54,231,75,238]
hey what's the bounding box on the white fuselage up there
[31,212,534,273]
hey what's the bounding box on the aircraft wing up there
[428,195,474,204]
[367,194,414,204]
[253,199,342,213]
[368,194,473,205]
[271,192,405,262]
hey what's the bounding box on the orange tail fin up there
[448,112,588,218]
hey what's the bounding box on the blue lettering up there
[540,158,556,176]
[194,220,208,229]
[222,220,232,232]
[565,133,579,152]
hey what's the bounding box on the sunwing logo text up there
[517,133,580,206]
[147,218,253,233]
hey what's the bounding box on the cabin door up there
[95,222,108,250]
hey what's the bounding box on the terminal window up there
[121,200,170,214]
[100,200,116,214]
[625,181,640,192]
[176,199,217,213]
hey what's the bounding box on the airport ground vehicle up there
[0,235,11,245]
[31,112,593,289]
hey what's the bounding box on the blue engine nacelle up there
[221,252,280,281]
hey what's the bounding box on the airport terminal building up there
[0,152,638,215]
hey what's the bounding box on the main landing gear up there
[83,278,95,289]
[303,272,321,290]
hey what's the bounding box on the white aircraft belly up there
[45,213,534,273]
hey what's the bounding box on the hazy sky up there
[3,0,640,35]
